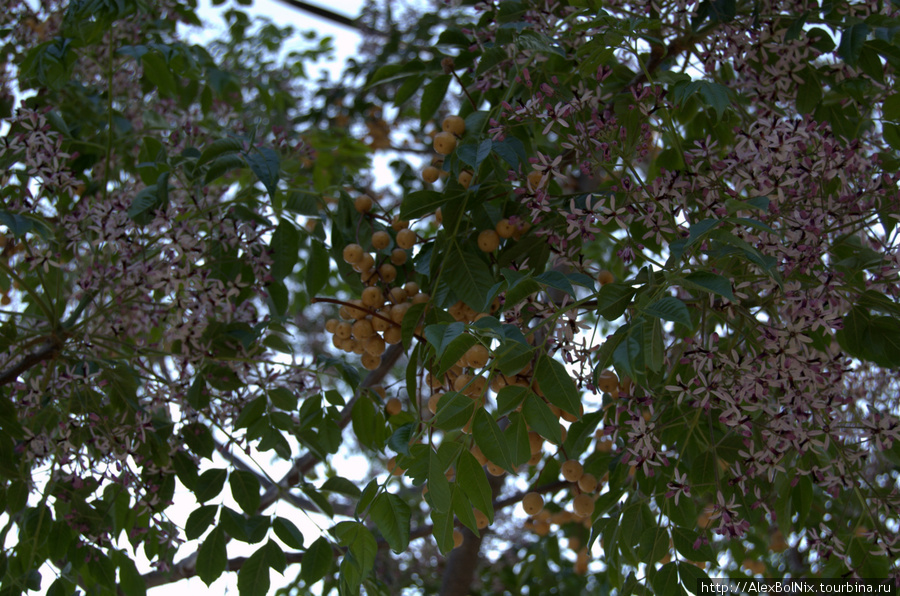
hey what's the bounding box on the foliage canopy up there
[0,0,899,594]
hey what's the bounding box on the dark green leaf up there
[370,493,411,553]
[434,391,475,431]
[427,449,452,512]
[196,527,227,586]
[522,392,563,445]
[400,190,447,220]
[300,536,333,584]
[443,244,495,312]
[496,385,530,416]
[270,220,300,281]
[306,238,329,296]
[198,137,242,166]
[430,509,455,554]
[237,544,271,596]
[650,562,684,596]
[473,408,514,472]
[230,471,261,515]
[272,516,306,550]
[420,75,452,127]
[388,423,416,456]
[838,23,869,67]
[195,469,227,503]
[245,147,280,198]
[644,296,692,328]
[682,271,735,302]
[185,505,218,540]
[596,283,636,320]
[534,354,581,417]
[505,411,531,467]
[457,450,493,521]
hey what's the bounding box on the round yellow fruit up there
[573,494,595,518]
[385,397,402,416]
[422,165,441,183]
[355,194,373,213]
[433,131,458,155]
[458,170,473,189]
[598,270,615,285]
[522,492,544,516]
[342,243,364,264]
[442,115,466,136]
[396,228,417,249]
[477,229,500,252]
[371,230,391,250]
[561,460,584,483]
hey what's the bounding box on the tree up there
[0,0,898,594]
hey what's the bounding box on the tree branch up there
[0,339,61,387]
[272,0,356,30]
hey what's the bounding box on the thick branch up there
[272,0,356,29]
[0,340,61,387]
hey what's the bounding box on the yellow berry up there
[355,194,373,213]
[433,131,458,155]
[442,115,466,136]
[597,369,619,395]
[458,170,473,189]
[385,397,402,416]
[522,492,544,516]
[364,334,386,356]
[573,494,595,518]
[422,166,440,183]
[372,230,391,250]
[390,248,408,266]
[361,287,384,308]
[495,218,515,239]
[474,508,489,529]
[378,263,397,283]
[561,460,584,483]
[361,352,382,370]
[527,170,546,190]
[477,229,500,252]
[396,228,417,249]
[578,473,598,493]
[342,243,364,264]
[598,270,615,285]
[465,344,490,368]
[453,529,464,548]
[391,217,409,232]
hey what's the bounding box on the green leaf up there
[534,354,581,417]
[195,468,227,503]
[300,537,333,584]
[204,153,245,185]
[427,449,452,512]
[185,505,218,540]
[792,475,813,526]
[272,516,306,550]
[400,190,447,220]
[496,385,530,416]
[473,408,514,472]
[320,476,362,498]
[196,527,227,586]
[230,471,261,515]
[457,450,493,521]
[266,539,287,574]
[522,392,563,445]
[270,220,300,281]
[596,283,636,320]
[838,23,869,67]
[671,527,715,561]
[451,485,479,535]
[439,333,478,377]
[388,423,416,456]
[505,412,531,467]
[613,319,645,382]
[420,75,452,127]
[443,244,495,312]
[494,340,534,376]
[237,544,271,596]
[678,562,711,595]
[370,493,411,553]
[333,521,377,577]
[651,562,684,596]
[796,67,822,114]
[430,509,455,554]
[433,391,475,431]
[306,238,329,296]
[644,296,692,329]
[351,394,383,451]
[117,555,146,596]
[883,93,900,122]
[198,137,242,166]
[245,147,280,198]
[681,271,735,302]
